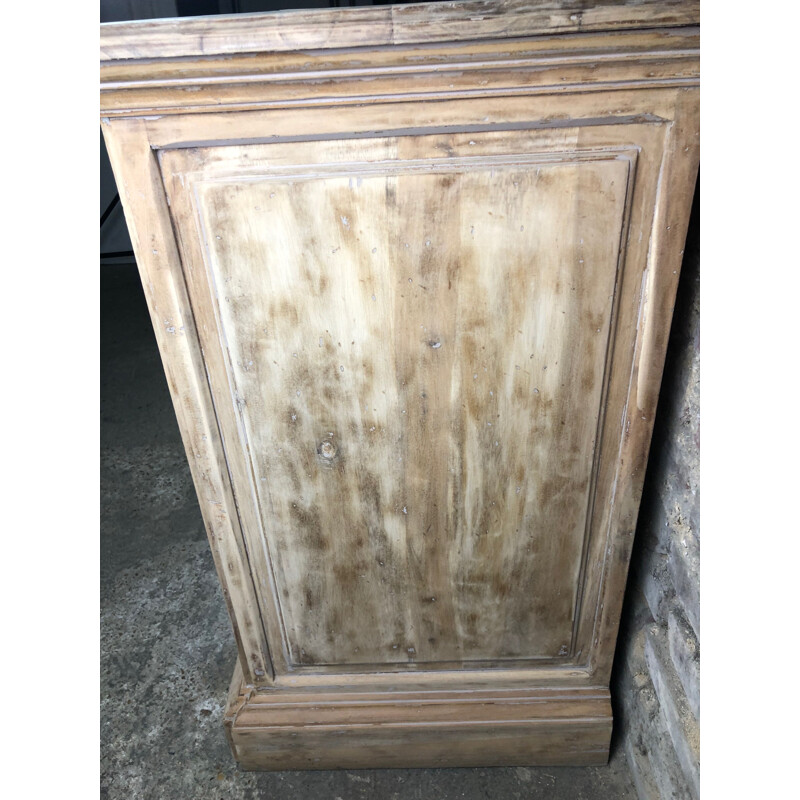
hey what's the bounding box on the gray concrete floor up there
[100,263,638,799]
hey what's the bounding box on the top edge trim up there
[100,0,700,62]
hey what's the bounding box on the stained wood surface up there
[100,25,699,118]
[224,664,612,769]
[163,131,632,668]
[100,0,699,61]
[101,0,699,770]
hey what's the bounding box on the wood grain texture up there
[100,28,700,86]
[100,25,698,117]
[100,0,699,769]
[100,0,699,61]
[158,115,673,685]
[224,662,612,769]
[580,88,700,684]
[162,135,632,670]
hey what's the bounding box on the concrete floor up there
[100,263,638,799]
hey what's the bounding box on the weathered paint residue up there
[195,135,628,668]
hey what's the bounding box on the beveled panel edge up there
[579,90,699,684]
[139,89,690,152]
[568,144,638,659]
[177,144,638,675]
[100,0,699,62]
[186,146,637,185]
[270,663,596,691]
[100,117,275,686]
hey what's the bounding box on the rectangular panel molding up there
[101,0,699,770]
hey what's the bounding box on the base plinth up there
[223,661,612,771]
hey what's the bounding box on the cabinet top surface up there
[100,0,699,62]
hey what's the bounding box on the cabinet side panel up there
[165,135,631,669]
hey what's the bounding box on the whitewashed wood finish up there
[163,135,631,669]
[101,0,699,769]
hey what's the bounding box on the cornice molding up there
[100,0,699,61]
[100,20,699,117]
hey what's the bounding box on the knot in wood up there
[318,441,337,460]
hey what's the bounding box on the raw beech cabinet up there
[100,0,699,770]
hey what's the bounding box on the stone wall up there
[613,183,700,799]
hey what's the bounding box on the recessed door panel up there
[162,131,635,669]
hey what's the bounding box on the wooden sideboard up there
[100,0,699,770]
